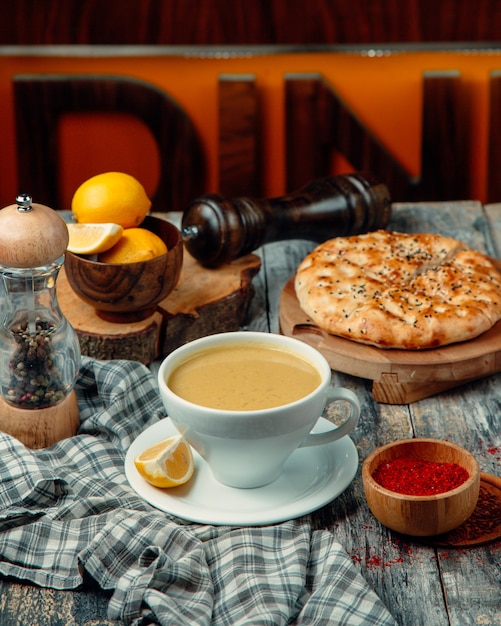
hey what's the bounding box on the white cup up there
[157,331,360,488]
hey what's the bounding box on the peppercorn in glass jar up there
[0,257,80,409]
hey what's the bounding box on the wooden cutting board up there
[58,250,261,365]
[279,260,501,404]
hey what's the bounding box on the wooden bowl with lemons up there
[65,215,183,322]
[64,172,183,322]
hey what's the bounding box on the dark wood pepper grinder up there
[181,172,392,267]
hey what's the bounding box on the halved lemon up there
[133,435,194,488]
[66,222,124,254]
[98,227,167,263]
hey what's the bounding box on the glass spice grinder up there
[0,194,81,448]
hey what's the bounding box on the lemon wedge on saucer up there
[134,435,194,488]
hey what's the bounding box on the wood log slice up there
[58,250,261,364]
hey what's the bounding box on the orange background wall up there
[1,48,501,209]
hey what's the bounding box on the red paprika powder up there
[372,457,469,496]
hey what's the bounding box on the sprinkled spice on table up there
[372,457,470,496]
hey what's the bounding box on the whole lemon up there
[71,172,151,229]
[98,228,167,264]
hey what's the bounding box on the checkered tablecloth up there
[0,357,395,625]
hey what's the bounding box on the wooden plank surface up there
[248,200,501,626]
[1,201,500,625]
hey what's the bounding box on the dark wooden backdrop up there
[1,0,500,46]
[3,0,501,206]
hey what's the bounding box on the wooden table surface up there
[1,201,500,625]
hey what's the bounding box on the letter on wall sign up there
[284,72,471,202]
[13,75,206,212]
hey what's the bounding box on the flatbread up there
[294,230,501,349]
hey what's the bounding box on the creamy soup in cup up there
[157,331,360,488]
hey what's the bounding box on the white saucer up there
[125,417,358,526]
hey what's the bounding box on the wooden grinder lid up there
[0,194,69,268]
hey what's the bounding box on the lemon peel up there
[98,227,167,263]
[71,171,151,229]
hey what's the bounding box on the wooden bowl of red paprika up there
[362,438,480,536]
